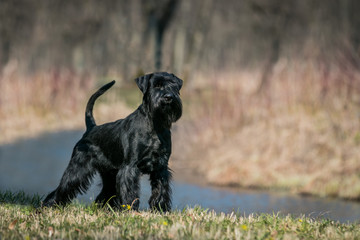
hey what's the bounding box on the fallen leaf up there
[8,219,18,230]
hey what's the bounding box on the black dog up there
[43,72,183,211]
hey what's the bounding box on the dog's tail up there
[85,80,116,131]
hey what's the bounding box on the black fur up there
[43,72,183,212]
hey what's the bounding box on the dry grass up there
[175,58,360,200]
[0,61,131,144]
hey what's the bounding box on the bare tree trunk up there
[341,0,350,38]
[256,36,280,94]
[0,40,10,68]
[141,0,178,70]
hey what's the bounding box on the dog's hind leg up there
[116,166,141,210]
[95,170,118,207]
[43,142,96,207]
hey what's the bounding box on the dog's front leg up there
[116,165,140,210]
[149,167,172,212]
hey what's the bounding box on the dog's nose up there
[163,93,174,102]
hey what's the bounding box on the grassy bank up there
[0,191,359,239]
[174,60,360,201]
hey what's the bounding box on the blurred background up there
[1,0,360,216]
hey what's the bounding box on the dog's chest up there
[136,130,171,173]
[146,131,171,159]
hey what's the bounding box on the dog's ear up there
[170,73,183,91]
[175,75,183,91]
[177,77,183,91]
[135,73,153,93]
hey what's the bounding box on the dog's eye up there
[154,82,163,88]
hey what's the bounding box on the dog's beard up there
[165,97,182,123]
[152,98,182,128]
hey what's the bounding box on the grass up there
[0,191,359,239]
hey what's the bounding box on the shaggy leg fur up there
[117,166,141,210]
[149,167,172,212]
[95,170,118,207]
[43,144,95,206]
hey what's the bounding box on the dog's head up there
[135,72,183,127]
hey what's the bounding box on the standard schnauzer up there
[43,72,183,211]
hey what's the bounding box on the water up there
[0,130,359,223]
